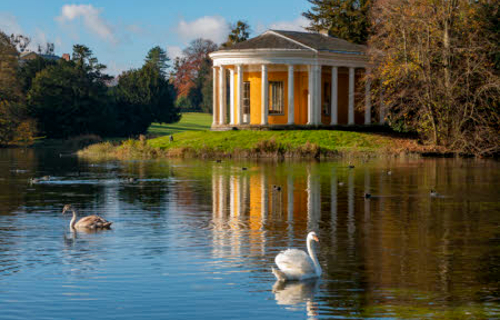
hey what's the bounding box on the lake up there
[0,148,499,319]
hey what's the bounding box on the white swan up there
[272,231,322,281]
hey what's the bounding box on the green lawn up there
[149,130,397,153]
[147,113,394,153]
[148,112,212,136]
[80,112,424,159]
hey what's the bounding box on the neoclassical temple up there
[209,29,385,130]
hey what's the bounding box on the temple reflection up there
[206,160,498,318]
[273,280,319,319]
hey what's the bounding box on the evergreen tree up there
[303,0,371,44]
[145,46,169,77]
[112,46,179,136]
[27,44,111,138]
[19,56,57,93]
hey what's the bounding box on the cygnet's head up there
[62,204,73,214]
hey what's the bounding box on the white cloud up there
[167,45,183,60]
[105,61,130,77]
[0,13,56,53]
[176,16,229,44]
[56,4,117,44]
[125,24,144,35]
[269,16,309,32]
[0,12,23,35]
[256,16,310,34]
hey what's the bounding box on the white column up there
[313,65,321,125]
[311,65,318,125]
[348,67,355,125]
[212,67,218,125]
[307,65,313,125]
[237,65,244,125]
[365,69,371,125]
[261,65,268,125]
[317,65,322,124]
[287,65,295,125]
[229,69,235,125]
[219,66,226,125]
[331,66,338,125]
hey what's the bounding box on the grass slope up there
[150,130,394,153]
[79,112,434,160]
[148,112,212,136]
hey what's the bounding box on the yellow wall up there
[228,67,364,126]
[238,71,311,125]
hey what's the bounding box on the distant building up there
[209,29,385,129]
[18,51,70,65]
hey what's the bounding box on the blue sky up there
[0,0,311,75]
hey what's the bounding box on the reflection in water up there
[207,160,500,319]
[273,280,320,319]
[0,149,499,320]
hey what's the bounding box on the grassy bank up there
[78,112,449,160]
[78,128,441,160]
[148,112,212,136]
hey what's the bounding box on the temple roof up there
[222,30,366,55]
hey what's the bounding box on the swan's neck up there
[69,209,77,230]
[307,237,322,276]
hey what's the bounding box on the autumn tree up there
[369,0,500,155]
[0,31,36,145]
[173,38,218,111]
[303,0,371,44]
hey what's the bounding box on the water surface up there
[0,148,499,319]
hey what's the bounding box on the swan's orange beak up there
[312,235,319,242]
